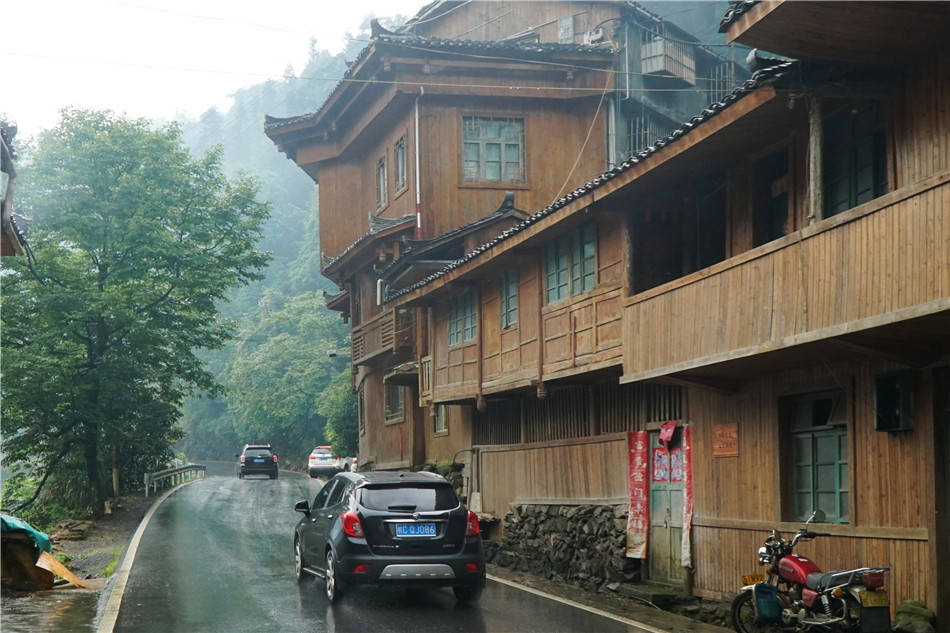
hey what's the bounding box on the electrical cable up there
[1,50,737,95]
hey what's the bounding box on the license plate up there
[395,523,436,537]
[742,574,765,585]
[254,458,265,463]
[860,590,889,607]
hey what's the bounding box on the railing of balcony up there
[351,309,394,366]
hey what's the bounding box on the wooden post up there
[536,253,546,399]
[807,95,824,224]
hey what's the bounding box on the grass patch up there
[100,547,124,577]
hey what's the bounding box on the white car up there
[307,446,355,478]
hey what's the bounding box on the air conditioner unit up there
[584,27,605,45]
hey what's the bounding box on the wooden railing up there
[351,308,414,366]
[621,175,950,383]
[419,355,433,404]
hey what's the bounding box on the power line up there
[116,1,315,37]
[2,50,742,95]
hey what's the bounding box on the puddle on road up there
[1,579,107,633]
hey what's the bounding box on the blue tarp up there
[1,513,52,553]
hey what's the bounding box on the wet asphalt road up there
[113,461,640,633]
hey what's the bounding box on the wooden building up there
[387,0,950,618]
[265,1,745,473]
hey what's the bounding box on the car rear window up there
[312,449,331,456]
[360,484,459,511]
[244,448,272,458]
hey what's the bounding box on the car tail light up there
[240,455,245,463]
[466,510,480,537]
[273,455,278,462]
[353,564,369,574]
[465,563,479,572]
[863,571,885,590]
[341,511,364,538]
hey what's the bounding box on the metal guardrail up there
[143,463,206,497]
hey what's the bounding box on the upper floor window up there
[462,116,525,183]
[448,290,477,346]
[823,102,886,217]
[500,269,518,329]
[376,156,387,209]
[545,224,596,304]
[394,137,407,191]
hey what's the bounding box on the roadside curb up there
[96,478,203,633]
[487,574,673,633]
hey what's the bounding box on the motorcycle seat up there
[805,570,859,591]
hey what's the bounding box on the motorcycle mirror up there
[807,509,827,525]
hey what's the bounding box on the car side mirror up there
[294,500,310,515]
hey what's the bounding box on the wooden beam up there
[828,339,941,369]
[807,94,823,224]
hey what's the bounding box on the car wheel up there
[309,470,317,479]
[325,550,343,603]
[294,537,307,583]
[453,584,483,603]
[271,472,278,479]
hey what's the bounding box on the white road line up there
[486,574,670,633]
[97,479,202,633]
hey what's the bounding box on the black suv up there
[293,471,485,603]
[237,444,278,479]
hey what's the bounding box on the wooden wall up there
[424,404,474,464]
[414,1,622,45]
[688,360,937,609]
[419,95,607,239]
[478,434,629,518]
[318,109,417,259]
[432,213,625,401]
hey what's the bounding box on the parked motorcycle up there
[731,510,890,632]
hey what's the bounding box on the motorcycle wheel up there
[731,589,783,633]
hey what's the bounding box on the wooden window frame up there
[779,389,851,525]
[822,101,887,218]
[375,155,388,210]
[448,290,477,347]
[499,269,518,329]
[460,115,527,187]
[545,223,597,305]
[433,404,449,436]
[394,136,408,193]
[384,382,405,425]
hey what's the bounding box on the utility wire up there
[1,50,739,95]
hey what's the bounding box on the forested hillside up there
[175,34,369,465]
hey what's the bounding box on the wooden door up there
[648,430,686,585]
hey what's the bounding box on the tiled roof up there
[264,25,613,134]
[386,61,796,302]
[322,214,416,275]
[719,1,760,32]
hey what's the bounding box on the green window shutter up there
[571,224,596,295]
[545,243,558,304]
[500,270,518,328]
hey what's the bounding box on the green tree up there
[318,368,358,458]
[226,292,349,461]
[1,109,269,517]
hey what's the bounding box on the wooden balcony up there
[621,174,950,383]
[351,308,414,366]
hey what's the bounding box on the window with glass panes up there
[782,390,849,523]
[823,102,887,217]
[462,117,525,183]
[394,137,407,190]
[448,291,477,346]
[500,269,518,329]
[545,224,596,304]
[434,405,448,434]
[385,383,404,423]
[376,157,387,208]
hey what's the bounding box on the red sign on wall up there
[626,431,649,559]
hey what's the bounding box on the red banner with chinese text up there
[626,430,649,559]
[680,425,694,568]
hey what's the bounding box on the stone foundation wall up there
[484,503,640,591]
